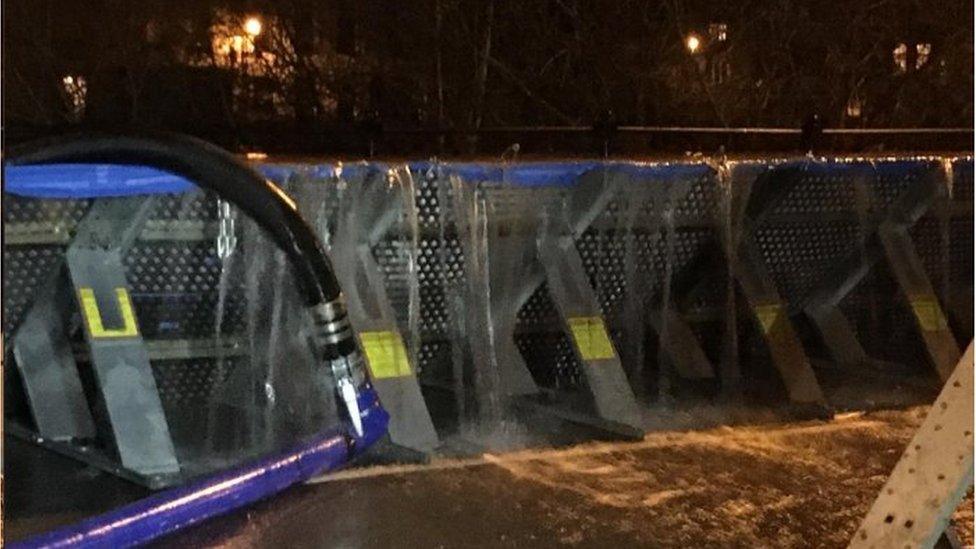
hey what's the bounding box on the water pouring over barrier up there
[3,133,389,547]
[261,155,971,447]
[3,141,972,544]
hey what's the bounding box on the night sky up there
[3,0,973,153]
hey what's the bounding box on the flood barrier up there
[4,154,972,469]
[4,133,391,547]
[265,155,972,450]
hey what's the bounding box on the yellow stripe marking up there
[78,287,140,338]
[568,316,616,360]
[910,298,948,332]
[360,331,412,379]
[755,304,781,334]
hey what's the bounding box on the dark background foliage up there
[4,0,972,154]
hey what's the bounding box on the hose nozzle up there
[309,297,368,437]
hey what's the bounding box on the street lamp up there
[685,34,701,54]
[244,17,262,37]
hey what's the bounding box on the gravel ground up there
[161,407,973,548]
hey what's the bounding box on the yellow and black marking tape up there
[909,297,949,332]
[359,330,412,379]
[567,316,616,361]
[78,287,140,338]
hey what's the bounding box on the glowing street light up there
[685,34,701,54]
[244,17,262,37]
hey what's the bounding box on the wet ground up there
[149,407,972,548]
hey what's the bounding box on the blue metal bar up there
[441,162,600,186]
[11,159,966,200]
[3,164,195,198]
[12,386,389,549]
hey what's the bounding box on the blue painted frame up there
[10,386,388,549]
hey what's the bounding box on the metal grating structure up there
[4,189,339,485]
[5,155,973,462]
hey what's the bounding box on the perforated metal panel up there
[839,261,933,367]
[948,160,973,293]
[416,168,447,230]
[3,195,92,227]
[578,226,717,313]
[912,218,949,281]
[769,170,860,216]
[515,330,582,389]
[952,159,974,203]
[124,241,249,340]
[906,159,974,338]
[756,221,863,308]
[3,246,66,334]
[381,169,472,379]
[3,196,94,333]
[152,356,242,407]
[498,169,727,392]
[753,163,887,307]
[871,163,925,210]
[5,157,972,442]
[146,192,217,221]
[675,173,720,220]
[3,190,336,479]
[516,283,561,327]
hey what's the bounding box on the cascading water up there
[173,155,973,458]
[656,200,677,406]
[433,163,470,428]
[468,175,503,435]
[444,161,537,450]
[715,157,741,401]
[392,167,424,392]
[200,199,339,464]
[206,197,238,459]
[261,246,289,449]
[939,158,955,320]
[617,176,649,402]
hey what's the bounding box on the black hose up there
[5,131,341,306]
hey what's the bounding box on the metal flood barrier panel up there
[5,155,973,463]
[256,155,973,451]
[2,168,387,490]
[4,134,392,548]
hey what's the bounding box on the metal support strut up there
[849,341,974,549]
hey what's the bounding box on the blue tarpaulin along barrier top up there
[4,164,195,197]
